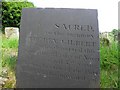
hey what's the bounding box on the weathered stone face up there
[5,27,19,39]
[16,8,100,88]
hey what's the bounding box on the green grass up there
[2,36,18,49]
[1,34,119,88]
[1,36,18,88]
[2,36,18,70]
[0,32,2,75]
[100,41,119,88]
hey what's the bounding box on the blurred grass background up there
[1,35,18,88]
[100,41,118,88]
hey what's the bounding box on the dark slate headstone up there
[16,8,100,88]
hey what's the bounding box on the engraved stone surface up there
[16,8,100,88]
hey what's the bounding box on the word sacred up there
[55,24,94,31]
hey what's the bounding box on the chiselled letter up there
[74,25,80,30]
[63,24,67,30]
[55,24,60,28]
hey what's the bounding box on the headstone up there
[118,32,120,42]
[5,27,19,39]
[16,8,100,88]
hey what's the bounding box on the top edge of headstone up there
[22,7,98,11]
